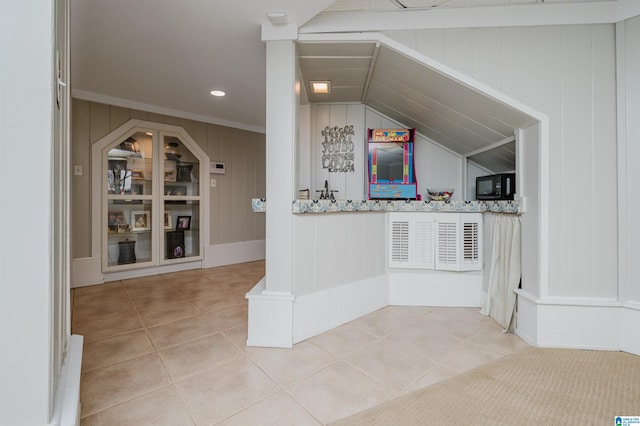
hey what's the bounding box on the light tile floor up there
[72,261,529,425]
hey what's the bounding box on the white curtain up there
[480,214,521,332]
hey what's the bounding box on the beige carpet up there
[331,347,640,425]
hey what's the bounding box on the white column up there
[0,0,55,423]
[265,39,297,295]
[247,37,298,347]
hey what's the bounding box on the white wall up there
[618,15,640,355]
[618,15,640,305]
[385,24,618,299]
[0,1,55,424]
[310,103,366,199]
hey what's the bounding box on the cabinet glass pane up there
[107,131,153,196]
[106,199,153,267]
[163,135,199,197]
[164,200,200,260]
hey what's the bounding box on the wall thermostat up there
[210,162,226,174]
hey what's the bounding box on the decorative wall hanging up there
[321,125,355,172]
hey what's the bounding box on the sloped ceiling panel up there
[468,141,516,173]
[364,46,535,155]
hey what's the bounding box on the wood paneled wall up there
[386,24,618,299]
[71,99,265,259]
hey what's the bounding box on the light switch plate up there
[210,178,217,188]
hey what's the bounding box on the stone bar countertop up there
[251,198,521,214]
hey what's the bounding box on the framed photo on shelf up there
[176,164,193,182]
[117,224,131,233]
[176,215,191,231]
[131,170,145,180]
[130,183,143,195]
[107,210,127,232]
[164,185,185,196]
[131,211,150,231]
[164,211,172,230]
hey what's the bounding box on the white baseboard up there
[293,275,389,344]
[49,334,83,426]
[246,278,295,348]
[71,257,102,288]
[204,240,265,268]
[388,270,483,307]
[621,302,640,356]
[72,240,265,288]
[515,290,623,351]
[514,290,538,346]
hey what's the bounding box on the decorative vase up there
[118,239,136,264]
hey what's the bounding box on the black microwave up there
[476,173,515,200]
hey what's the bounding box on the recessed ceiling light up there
[210,90,226,97]
[310,81,331,94]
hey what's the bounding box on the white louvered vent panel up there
[461,214,483,271]
[463,222,479,261]
[437,222,458,266]
[389,220,410,267]
[413,220,434,269]
[388,213,482,271]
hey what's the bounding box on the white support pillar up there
[247,36,298,347]
[265,39,297,295]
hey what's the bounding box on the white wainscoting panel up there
[388,270,482,307]
[293,212,386,296]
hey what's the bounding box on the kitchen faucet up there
[316,179,338,200]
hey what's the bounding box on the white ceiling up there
[71,0,615,171]
[70,0,334,133]
[323,0,609,12]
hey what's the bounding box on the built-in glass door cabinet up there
[161,134,201,264]
[95,120,207,273]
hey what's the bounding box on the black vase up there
[118,240,136,264]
